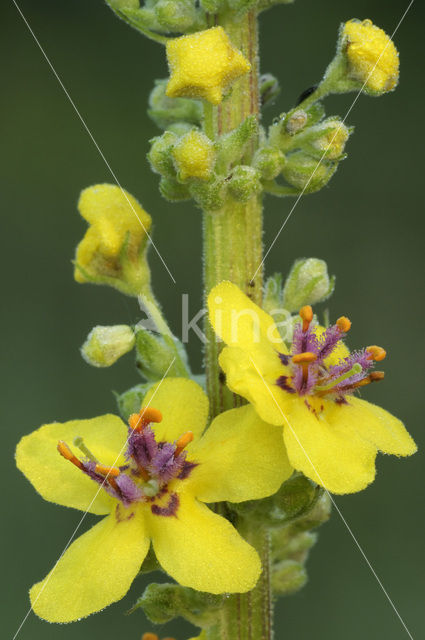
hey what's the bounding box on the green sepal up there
[128,582,225,626]
[148,131,178,179]
[135,326,190,382]
[148,79,203,130]
[159,176,191,201]
[138,546,161,575]
[155,0,206,33]
[281,150,338,193]
[215,115,258,173]
[190,177,225,211]
[115,382,153,422]
[227,165,262,202]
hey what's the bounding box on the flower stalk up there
[202,9,272,640]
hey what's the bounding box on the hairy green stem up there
[202,9,272,640]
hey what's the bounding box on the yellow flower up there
[172,129,215,181]
[208,282,416,495]
[342,19,399,94]
[75,184,152,296]
[166,26,251,105]
[16,378,292,623]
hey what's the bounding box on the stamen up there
[353,371,385,388]
[366,345,386,362]
[292,352,317,364]
[175,431,194,457]
[336,316,351,332]
[57,441,84,470]
[94,464,120,491]
[315,362,362,392]
[299,305,313,332]
[129,407,163,432]
[73,436,98,462]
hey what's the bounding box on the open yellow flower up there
[208,282,416,495]
[16,378,291,623]
[166,27,251,105]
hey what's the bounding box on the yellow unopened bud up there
[172,129,215,180]
[166,26,251,105]
[311,120,350,160]
[343,19,399,94]
[75,184,152,296]
[81,325,135,367]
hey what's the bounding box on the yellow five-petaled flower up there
[16,378,292,623]
[208,282,416,495]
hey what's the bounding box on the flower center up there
[276,304,386,404]
[57,407,197,509]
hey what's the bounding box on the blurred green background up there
[2,0,423,638]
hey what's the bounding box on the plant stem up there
[202,9,273,640]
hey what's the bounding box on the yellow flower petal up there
[16,415,127,514]
[281,397,377,494]
[219,346,286,426]
[345,397,417,456]
[147,493,260,593]
[166,27,251,105]
[141,378,209,443]
[30,508,149,623]
[208,281,285,352]
[189,405,293,503]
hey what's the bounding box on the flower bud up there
[148,79,203,131]
[81,325,135,368]
[155,0,202,33]
[342,19,399,95]
[166,27,251,105]
[148,131,178,179]
[260,72,281,108]
[272,560,307,595]
[253,146,285,180]
[74,184,152,296]
[283,258,335,312]
[116,382,152,421]
[135,327,189,382]
[281,151,336,193]
[190,177,225,211]
[305,119,350,160]
[227,165,261,202]
[159,177,191,202]
[285,109,308,135]
[172,129,215,181]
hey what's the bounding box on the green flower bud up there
[148,131,178,179]
[172,129,216,181]
[81,325,135,368]
[115,382,153,422]
[190,177,225,211]
[129,582,224,625]
[216,115,258,172]
[253,146,285,180]
[159,176,191,201]
[155,0,201,32]
[296,118,351,161]
[260,72,281,108]
[286,109,308,135]
[148,79,203,131]
[283,258,335,312]
[281,151,337,193]
[272,560,307,595]
[228,165,261,202]
[135,327,189,382]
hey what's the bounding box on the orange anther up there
[129,407,163,432]
[336,316,351,332]
[57,441,84,470]
[292,351,317,364]
[142,634,159,640]
[366,345,386,362]
[175,431,194,457]
[370,371,385,382]
[299,305,313,332]
[95,464,120,478]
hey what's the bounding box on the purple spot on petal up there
[178,460,198,480]
[276,375,296,393]
[151,492,179,518]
